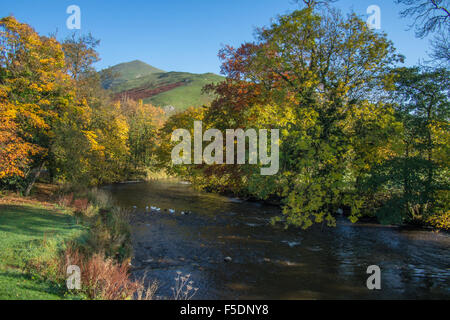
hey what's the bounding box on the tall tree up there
[62,33,100,81]
[366,67,449,224]
[201,7,402,228]
[0,16,74,194]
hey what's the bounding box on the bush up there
[428,211,450,230]
[86,188,114,209]
[63,246,155,300]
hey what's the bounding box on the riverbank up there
[200,190,448,232]
[0,189,156,300]
[112,174,448,232]
[0,196,83,299]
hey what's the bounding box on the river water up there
[103,180,450,299]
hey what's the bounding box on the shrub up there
[63,246,151,300]
[73,198,89,213]
[57,192,74,207]
[86,188,114,209]
[428,210,450,230]
[135,274,159,300]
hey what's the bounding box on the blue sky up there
[2,0,431,74]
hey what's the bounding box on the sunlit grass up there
[0,203,84,299]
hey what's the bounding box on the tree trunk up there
[24,160,45,196]
[424,103,434,214]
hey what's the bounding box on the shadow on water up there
[103,180,450,299]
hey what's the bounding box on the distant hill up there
[101,60,224,111]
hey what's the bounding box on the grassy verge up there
[0,199,84,299]
[0,190,156,300]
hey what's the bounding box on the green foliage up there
[364,67,450,224]
[2,11,448,231]
[158,7,448,230]
[162,7,401,229]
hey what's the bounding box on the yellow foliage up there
[428,211,450,230]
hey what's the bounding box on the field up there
[0,200,84,299]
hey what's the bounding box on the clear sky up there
[1,0,431,74]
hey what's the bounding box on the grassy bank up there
[0,198,83,299]
[0,191,155,300]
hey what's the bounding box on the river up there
[103,180,450,299]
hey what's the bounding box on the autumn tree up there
[0,99,39,181]
[52,34,130,186]
[199,7,402,228]
[0,17,140,191]
[119,98,165,174]
[157,107,205,181]
[62,32,100,82]
[0,16,74,194]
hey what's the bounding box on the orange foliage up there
[0,16,74,180]
[0,96,42,179]
[63,247,142,300]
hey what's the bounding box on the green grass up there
[102,60,224,111]
[0,203,85,300]
[144,72,224,111]
[102,60,165,88]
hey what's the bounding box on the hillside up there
[101,60,224,111]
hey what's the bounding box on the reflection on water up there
[103,180,450,299]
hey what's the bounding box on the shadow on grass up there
[0,204,87,299]
[0,204,83,238]
[0,269,64,300]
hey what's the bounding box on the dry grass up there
[0,192,61,210]
[63,246,156,300]
[135,273,159,300]
[171,271,199,300]
[57,193,74,207]
[73,198,89,213]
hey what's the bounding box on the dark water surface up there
[103,180,450,299]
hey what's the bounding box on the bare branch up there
[396,0,450,37]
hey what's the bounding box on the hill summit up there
[101,60,224,111]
